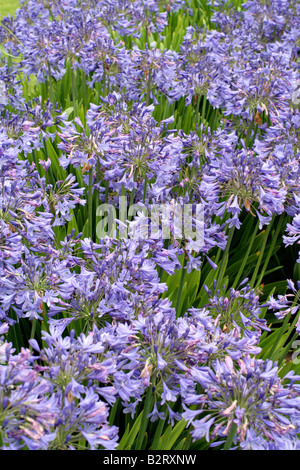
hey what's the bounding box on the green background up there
[0,0,19,17]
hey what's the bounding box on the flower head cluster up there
[0,63,24,112]
[183,356,300,449]
[199,146,286,229]
[1,0,300,452]
[59,92,182,203]
[201,279,269,338]
[0,329,119,450]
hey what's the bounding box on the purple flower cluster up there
[182,356,300,449]
[0,331,118,450]
[1,0,300,452]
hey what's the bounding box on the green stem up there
[24,77,29,102]
[146,67,152,106]
[150,406,166,450]
[105,180,109,204]
[102,68,107,97]
[28,319,37,351]
[84,72,89,114]
[232,219,259,290]
[94,157,101,205]
[71,66,77,117]
[254,214,284,289]
[176,255,187,317]
[250,216,274,288]
[183,430,193,450]
[96,159,100,183]
[267,312,292,362]
[48,7,55,21]
[211,107,219,131]
[213,245,223,268]
[145,25,149,48]
[271,290,300,363]
[48,62,54,105]
[216,226,235,291]
[201,94,207,124]
[223,422,237,450]
[135,385,154,450]
[88,167,93,240]
[109,399,120,427]
[31,148,38,168]
[143,175,148,204]
[30,318,37,339]
[245,118,254,148]
[129,170,138,210]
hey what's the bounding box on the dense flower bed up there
[1,0,300,450]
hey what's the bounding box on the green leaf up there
[44,139,66,181]
[117,412,143,450]
[157,420,187,450]
[64,106,74,117]
[82,219,90,239]
[67,210,79,235]
[135,386,154,450]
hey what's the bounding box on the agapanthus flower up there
[200,279,269,338]
[75,22,130,90]
[186,306,262,363]
[169,9,298,124]
[175,124,239,201]
[280,190,300,262]
[267,279,300,330]
[15,17,66,82]
[241,0,296,43]
[97,0,174,38]
[0,63,24,112]
[58,115,110,176]
[90,297,264,419]
[28,325,119,450]
[168,26,229,106]
[0,109,44,154]
[121,43,181,104]
[253,109,300,215]
[213,42,297,125]
[0,344,59,450]
[39,172,86,227]
[183,356,300,448]
[46,236,176,331]
[0,161,54,248]
[239,428,300,450]
[23,96,68,142]
[0,252,73,322]
[199,147,286,229]
[63,92,182,203]
[0,131,20,176]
